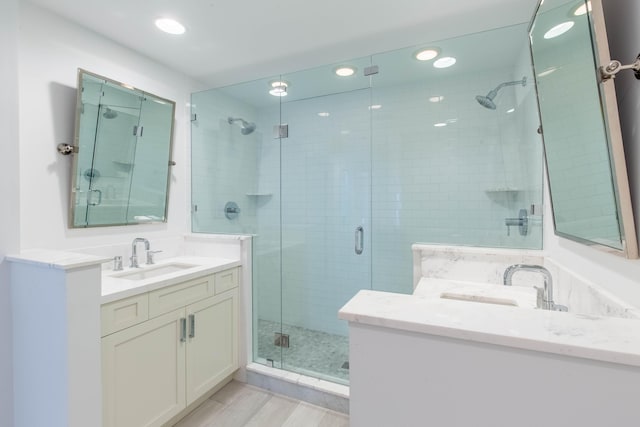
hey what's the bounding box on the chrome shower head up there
[240,122,256,135]
[476,77,527,110]
[228,117,256,135]
[476,92,497,110]
[103,107,118,119]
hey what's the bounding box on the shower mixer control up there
[224,201,240,220]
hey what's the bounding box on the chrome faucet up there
[503,264,567,311]
[130,237,150,268]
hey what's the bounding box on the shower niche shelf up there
[485,187,522,207]
[245,193,273,197]
[484,187,522,193]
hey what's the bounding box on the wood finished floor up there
[173,381,349,427]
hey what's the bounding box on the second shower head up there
[476,77,527,110]
[228,117,256,135]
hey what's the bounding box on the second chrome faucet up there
[130,237,150,268]
[503,264,568,312]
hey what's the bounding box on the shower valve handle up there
[504,209,529,237]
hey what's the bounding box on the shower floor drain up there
[341,361,349,370]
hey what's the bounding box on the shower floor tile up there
[257,319,350,383]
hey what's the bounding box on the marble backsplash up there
[545,258,640,319]
[412,244,640,319]
[412,244,544,288]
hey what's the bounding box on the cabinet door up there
[185,289,238,405]
[102,309,186,427]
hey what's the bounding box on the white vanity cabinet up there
[101,268,239,427]
[185,290,238,405]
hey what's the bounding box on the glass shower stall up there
[191,22,544,385]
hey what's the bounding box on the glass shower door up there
[278,86,372,384]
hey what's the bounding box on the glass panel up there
[191,76,283,368]
[371,23,544,294]
[530,0,624,249]
[191,77,278,235]
[278,59,372,384]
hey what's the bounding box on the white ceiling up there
[28,0,539,88]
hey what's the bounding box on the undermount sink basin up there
[112,263,199,280]
[414,277,539,309]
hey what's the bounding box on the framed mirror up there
[529,0,638,258]
[69,69,176,227]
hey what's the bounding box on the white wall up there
[0,0,19,424]
[4,3,199,425]
[18,2,198,252]
[543,1,640,309]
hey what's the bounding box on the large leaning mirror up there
[68,69,176,227]
[529,0,638,258]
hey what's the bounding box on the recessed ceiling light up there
[429,96,444,103]
[433,57,456,69]
[414,48,440,61]
[573,1,592,16]
[368,104,382,110]
[335,66,356,77]
[544,21,574,39]
[269,87,288,96]
[269,81,289,97]
[434,122,447,127]
[317,112,330,117]
[155,18,186,35]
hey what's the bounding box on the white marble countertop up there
[339,289,640,367]
[6,249,111,270]
[101,256,241,304]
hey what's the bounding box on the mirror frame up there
[528,0,638,258]
[69,69,176,228]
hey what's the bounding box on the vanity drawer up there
[148,274,214,318]
[215,267,239,294]
[101,294,149,337]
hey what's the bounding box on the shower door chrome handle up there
[355,226,364,255]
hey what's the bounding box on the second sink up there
[112,263,198,281]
